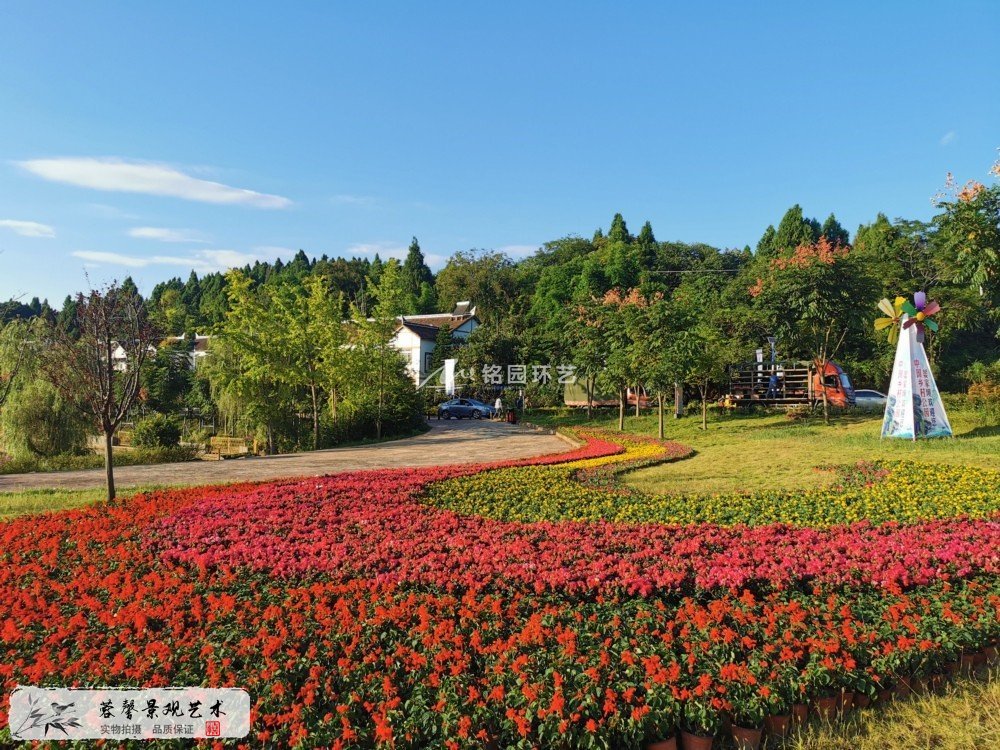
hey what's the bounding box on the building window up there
[424,352,433,372]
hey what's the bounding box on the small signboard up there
[9,687,250,741]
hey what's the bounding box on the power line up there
[649,268,740,274]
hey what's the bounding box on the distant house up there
[159,333,214,369]
[110,342,157,372]
[390,301,478,385]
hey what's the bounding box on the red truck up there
[727,359,855,408]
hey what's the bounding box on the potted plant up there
[801,659,839,721]
[643,686,679,750]
[726,688,767,750]
[680,697,721,750]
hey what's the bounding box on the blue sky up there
[1,1,998,303]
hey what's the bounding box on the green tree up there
[41,283,157,501]
[271,273,347,449]
[347,259,416,439]
[671,324,728,431]
[756,225,777,257]
[820,213,850,246]
[140,340,192,413]
[636,220,658,273]
[206,271,291,454]
[594,289,645,430]
[935,177,1000,300]
[607,213,631,243]
[1,377,90,458]
[0,319,30,412]
[630,292,675,437]
[402,237,434,306]
[435,250,518,324]
[416,281,438,314]
[773,205,819,254]
[751,237,877,423]
[429,323,455,373]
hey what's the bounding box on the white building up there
[390,302,478,385]
[161,334,213,369]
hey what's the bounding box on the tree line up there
[2,159,999,489]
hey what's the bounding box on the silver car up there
[854,389,888,410]
[437,398,496,420]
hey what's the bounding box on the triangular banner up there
[881,314,952,439]
[444,358,456,396]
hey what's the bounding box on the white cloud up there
[940,131,956,146]
[0,219,56,238]
[498,244,539,258]
[345,242,407,260]
[197,250,262,269]
[71,250,190,268]
[331,194,377,207]
[128,226,209,243]
[424,253,449,269]
[19,157,291,209]
[84,203,140,220]
[71,248,274,274]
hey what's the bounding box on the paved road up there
[0,420,569,492]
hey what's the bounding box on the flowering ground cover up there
[2,429,998,748]
[426,453,1000,527]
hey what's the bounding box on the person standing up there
[494,395,503,420]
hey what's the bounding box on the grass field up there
[530,405,1000,494]
[0,485,160,519]
[788,671,999,750]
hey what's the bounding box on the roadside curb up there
[517,420,583,448]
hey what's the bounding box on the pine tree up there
[756,225,777,257]
[430,323,455,372]
[773,205,819,253]
[402,237,434,301]
[636,221,658,269]
[416,282,438,314]
[121,276,141,299]
[821,213,850,246]
[608,213,631,243]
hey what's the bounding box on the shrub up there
[131,413,181,449]
[183,426,215,450]
[0,379,89,458]
[0,445,197,474]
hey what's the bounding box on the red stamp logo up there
[205,721,221,737]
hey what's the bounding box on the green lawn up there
[529,405,1000,494]
[0,486,161,520]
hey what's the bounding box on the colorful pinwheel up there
[901,291,941,343]
[874,296,906,344]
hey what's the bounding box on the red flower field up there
[2,431,998,748]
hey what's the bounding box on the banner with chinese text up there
[881,315,952,439]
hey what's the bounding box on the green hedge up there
[0,445,198,475]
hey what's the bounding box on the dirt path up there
[0,420,568,492]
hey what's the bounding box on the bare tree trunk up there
[104,429,116,502]
[586,376,593,420]
[657,392,664,439]
[310,383,320,450]
[618,388,625,431]
[822,380,830,425]
[700,383,708,430]
[674,382,684,419]
[635,385,640,417]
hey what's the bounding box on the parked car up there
[437,398,496,420]
[853,389,888,410]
